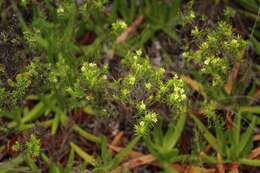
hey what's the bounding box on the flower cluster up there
[81,62,108,90]
[224,7,236,19]
[48,56,71,84]
[115,50,164,101]
[202,100,217,122]
[183,20,248,86]
[157,74,187,112]
[21,0,28,6]
[183,10,196,25]
[182,0,196,25]
[119,74,136,99]
[93,0,108,9]
[135,101,158,136]
[10,74,31,106]
[22,28,41,49]
[201,56,228,86]
[57,6,65,15]
[111,20,127,34]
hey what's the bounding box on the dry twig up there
[116,16,144,44]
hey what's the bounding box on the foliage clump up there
[0,0,259,172]
[184,21,248,86]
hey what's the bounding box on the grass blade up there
[72,124,101,143]
[70,142,96,166]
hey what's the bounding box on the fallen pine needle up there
[253,134,260,141]
[247,147,260,160]
[224,63,240,95]
[108,144,143,158]
[217,153,225,173]
[181,75,206,97]
[111,154,156,173]
[110,131,124,148]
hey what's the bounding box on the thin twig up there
[224,63,241,95]
[247,147,260,160]
[109,131,124,153]
[116,16,144,44]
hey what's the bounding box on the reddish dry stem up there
[247,147,260,160]
[116,16,144,44]
[111,131,124,147]
[224,63,240,95]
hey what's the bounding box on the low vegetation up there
[0,0,259,172]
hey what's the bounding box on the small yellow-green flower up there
[137,101,146,113]
[57,6,65,14]
[111,20,127,33]
[145,112,158,123]
[134,121,146,135]
[145,82,152,91]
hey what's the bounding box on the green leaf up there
[64,149,75,173]
[237,0,259,13]
[253,29,260,39]
[49,165,61,173]
[70,142,96,166]
[22,102,45,123]
[162,28,179,41]
[51,114,60,135]
[144,133,162,156]
[112,136,140,168]
[191,115,222,154]
[215,121,226,155]
[237,9,260,23]
[163,113,186,150]
[153,123,164,147]
[200,153,218,164]
[25,154,41,173]
[0,155,24,173]
[72,124,101,143]
[139,28,155,46]
[237,116,256,156]
[100,137,112,164]
[251,37,260,55]
[239,158,260,167]
[239,106,260,114]
[234,113,242,146]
